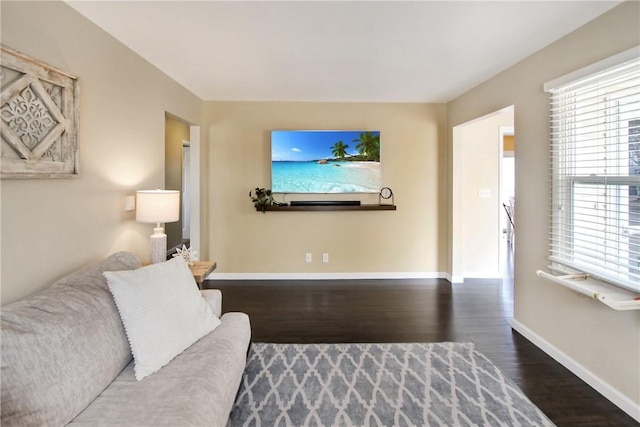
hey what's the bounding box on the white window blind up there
[546,51,640,293]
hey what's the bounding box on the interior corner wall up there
[205,101,447,277]
[447,0,640,411]
[0,1,204,305]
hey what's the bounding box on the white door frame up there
[182,141,191,240]
[498,126,514,276]
[188,126,201,255]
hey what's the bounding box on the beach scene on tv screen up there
[271,130,381,193]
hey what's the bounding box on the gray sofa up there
[1,251,251,427]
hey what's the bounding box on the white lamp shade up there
[136,190,180,223]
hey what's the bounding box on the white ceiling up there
[67,1,622,103]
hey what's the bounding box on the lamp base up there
[150,227,167,264]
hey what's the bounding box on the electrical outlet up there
[305,253,312,263]
[323,253,329,263]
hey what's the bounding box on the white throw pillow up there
[104,257,221,380]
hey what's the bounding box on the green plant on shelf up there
[249,187,274,213]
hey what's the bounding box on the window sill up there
[536,269,640,311]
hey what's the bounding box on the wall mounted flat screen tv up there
[271,130,381,193]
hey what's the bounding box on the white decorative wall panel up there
[1,45,79,178]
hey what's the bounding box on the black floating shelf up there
[257,204,397,212]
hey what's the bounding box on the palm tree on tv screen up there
[353,132,380,161]
[331,141,349,159]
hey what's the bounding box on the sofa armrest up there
[200,289,222,318]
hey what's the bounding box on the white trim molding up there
[445,273,464,284]
[207,272,447,281]
[544,45,639,92]
[512,319,640,422]
[461,271,503,280]
[188,125,200,256]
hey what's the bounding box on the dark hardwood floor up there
[203,272,637,426]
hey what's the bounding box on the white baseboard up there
[443,273,501,283]
[511,319,640,422]
[462,271,503,279]
[207,272,447,281]
[445,273,464,283]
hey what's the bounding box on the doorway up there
[164,113,201,258]
[182,142,191,241]
[451,106,515,281]
[499,127,515,278]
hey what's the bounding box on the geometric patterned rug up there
[229,342,555,426]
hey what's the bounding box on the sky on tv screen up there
[271,130,379,162]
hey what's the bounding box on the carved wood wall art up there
[1,45,79,178]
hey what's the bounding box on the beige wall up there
[447,1,640,408]
[205,102,447,276]
[0,1,204,305]
[164,115,190,250]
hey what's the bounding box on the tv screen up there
[271,130,381,194]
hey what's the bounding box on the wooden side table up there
[188,261,217,289]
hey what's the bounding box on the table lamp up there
[136,189,180,264]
